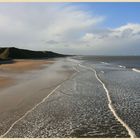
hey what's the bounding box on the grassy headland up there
[0,47,66,60]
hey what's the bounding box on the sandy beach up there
[0,58,74,136]
[0,59,54,89]
[0,59,54,72]
[0,77,13,89]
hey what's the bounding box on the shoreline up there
[0,58,75,136]
[0,76,14,89]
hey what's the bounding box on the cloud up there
[41,5,104,45]
[0,3,140,55]
[0,3,104,51]
[45,40,59,44]
[79,23,140,55]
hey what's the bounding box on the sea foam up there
[132,68,140,73]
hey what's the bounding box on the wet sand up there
[0,59,54,89]
[0,77,13,89]
[0,58,74,136]
[0,59,53,72]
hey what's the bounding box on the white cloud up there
[79,23,140,55]
[42,5,104,44]
[0,3,104,52]
[0,3,140,55]
[114,23,140,33]
[82,33,99,41]
[0,13,26,34]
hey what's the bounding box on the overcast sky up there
[0,2,140,55]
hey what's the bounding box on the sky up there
[0,2,140,55]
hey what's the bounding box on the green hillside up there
[0,48,10,59]
[0,47,66,60]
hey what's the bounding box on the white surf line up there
[1,66,78,138]
[132,68,140,73]
[93,69,136,138]
[101,71,104,74]
[101,62,105,64]
[0,85,61,138]
[79,64,136,138]
[119,65,126,68]
[101,62,109,65]
[73,66,80,73]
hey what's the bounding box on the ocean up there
[76,55,140,70]
[73,55,140,137]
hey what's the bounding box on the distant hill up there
[0,47,66,60]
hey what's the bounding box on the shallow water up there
[1,56,140,138]
[89,63,140,137]
[81,56,140,137]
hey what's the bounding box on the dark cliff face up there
[0,47,66,59]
